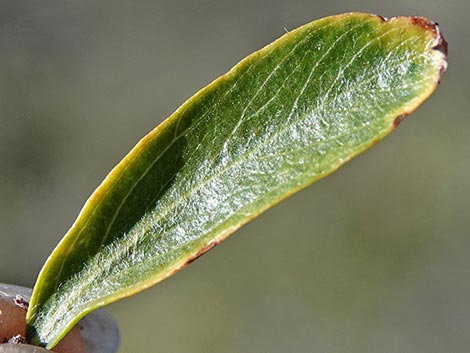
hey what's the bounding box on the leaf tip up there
[408,16,448,78]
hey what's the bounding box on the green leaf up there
[26,13,447,348]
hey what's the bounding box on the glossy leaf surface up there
[26,13,447,348]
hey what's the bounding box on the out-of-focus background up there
[0,1,467,352]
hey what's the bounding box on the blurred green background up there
[0,1,467,352]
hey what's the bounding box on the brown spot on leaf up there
[186,241,220,265]
[409,16,438,33]
[375,14,387,22]
[393,113,408,127]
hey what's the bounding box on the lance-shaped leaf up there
[26,13,447,348]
